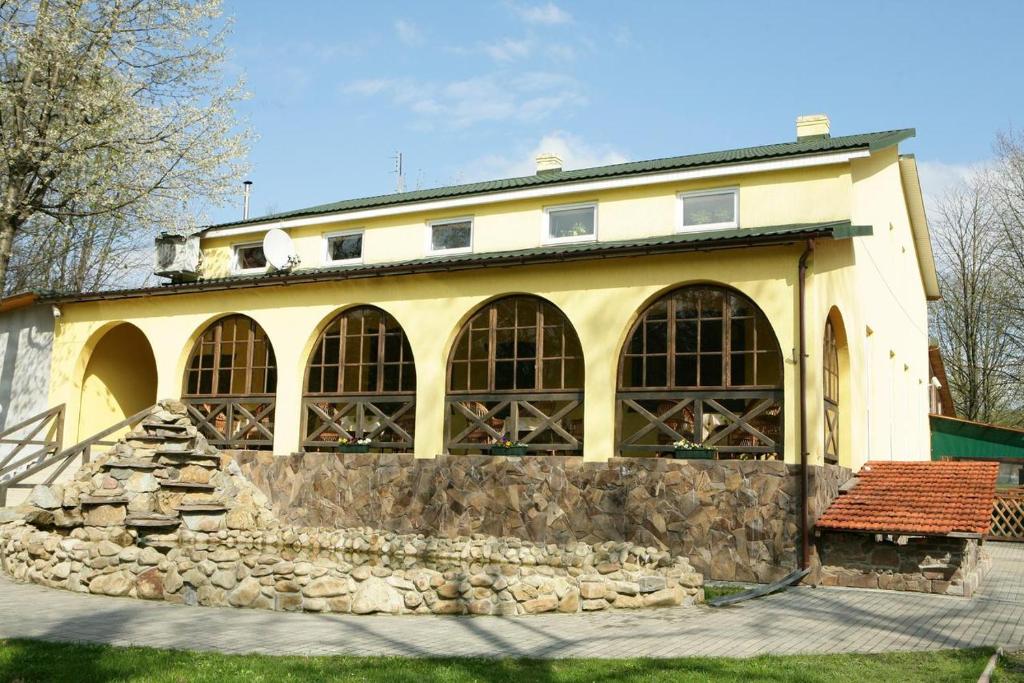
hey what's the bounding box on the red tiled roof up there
[816,461,999,536]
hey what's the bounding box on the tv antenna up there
[392,151,405,193]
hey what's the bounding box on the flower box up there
[673,448,716,460]
[491,446,528,456]
[338,444,370,453]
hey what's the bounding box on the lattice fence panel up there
[991,489,1024,542]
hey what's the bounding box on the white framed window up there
[232,241,267,273]
[543,202,597,244]
[677,188,738,231]
[323,230,364,265]
[427,217,473,255]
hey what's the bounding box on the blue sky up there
[213,0,1024,224]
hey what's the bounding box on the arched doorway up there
[182,314,277,449]
[79,323,157,439]
[302,306,416,452]
[445,295,584,455]
[823,308,850,466]
[617,285,784,458]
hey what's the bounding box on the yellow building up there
[38,114,939,474]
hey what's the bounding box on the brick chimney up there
[535,152,563,175]
[796,114,830,140]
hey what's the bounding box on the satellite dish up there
[263,228,299,271]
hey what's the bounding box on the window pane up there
[548,206,595,239]
[675,355,697,386]
[515,360,536,389]
[682,192,735,227]
[451,362,468,391]
[756,352,782,386]
[700,320,723,352]
[542,359,562,388]
[236,245,266,269]
[431,221,472,251]
[495,361,514,390]
[676,321,698,353]
[700,354,723,385]
[645,356,667,387]
[328,233,363,261]
[731,352,753,385]
[646,320,668,353]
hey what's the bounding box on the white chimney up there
[535,152,563,175]
[796,114,830,140]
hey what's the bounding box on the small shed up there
[815,461,998,597]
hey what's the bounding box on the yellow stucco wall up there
[200,164,851,277]
[47,148,934,472]
[77,322,158,438]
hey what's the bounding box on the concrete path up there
[2,543,1023,659]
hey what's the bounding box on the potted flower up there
[338,436,372,453]
[672,438,716,460]
[490,435,528,456]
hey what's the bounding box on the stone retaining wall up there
[816,531,990,597]
[0,522,703,615]
[231,452,852,583]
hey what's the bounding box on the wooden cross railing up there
[445,392,583,454]
[0,405,152,507]
[617,390,783,458]
[182,397,274,450]
[991,489,1024,542]
[302,396,415,451]
[0,405,65,494]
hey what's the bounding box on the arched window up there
[303,306,416,452]
[182,315,276,449]
[823,317,840,464]
[445,296,584,455]
[617,285,783,458]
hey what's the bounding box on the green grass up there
[0,639,994,682]
[998,648,1024,681]
[702,584,750,602]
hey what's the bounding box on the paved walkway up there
[2,543,1023,659]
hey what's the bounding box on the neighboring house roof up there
[931,414,1024,462]
[0,292,38,314]
[816,461,999,537]
[928,345,956,417]
[200,129,915,234]
[42,220,868,304]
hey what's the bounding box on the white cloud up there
[458,132,629,181]
[395,19,424,46]
[916,160,989,202]
[512,2,572,25]
[485,37,533,62]
[342,72,586,128]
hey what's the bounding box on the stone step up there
[157,480,216,491]
[101,459,159,471]
[176,503,227,513]
[79,496,129,506]
[126,514,182,528]
[141,421,191,432]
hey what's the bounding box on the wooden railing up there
[302,396,415,452]
[445,392,583,454]
[617,390,783,458]
[0,405,65,495]
[182,397,274,450]
[0,405,152,507]
[992,489,1024,542]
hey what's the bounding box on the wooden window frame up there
[447,296,584,395]
[322,229,364,266]
[305,306,415,397]
[183,315,277,398]
[823,317,840,464]
[618,286,782,391]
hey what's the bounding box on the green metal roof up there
[46,220,868,303]
[931,414,1024,462]
[201,129,914,233]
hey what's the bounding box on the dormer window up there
[324,230,364,265]
[678,188,738,231]
[428,217,473,254]
[544,202,596,244]
[233,242,266,273]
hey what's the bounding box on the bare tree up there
[930,174,1021,423]
[0,0,250,293]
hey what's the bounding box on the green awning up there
[931,414,1024,462]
